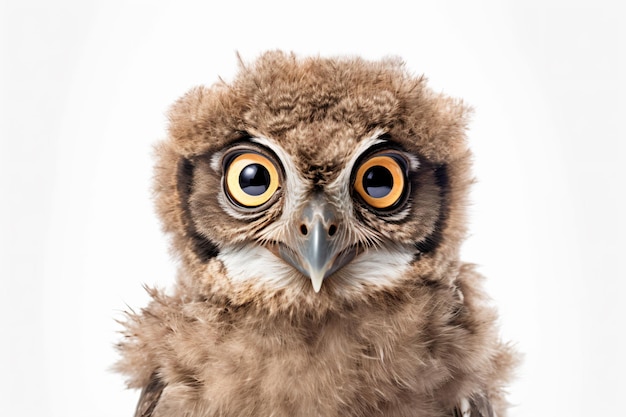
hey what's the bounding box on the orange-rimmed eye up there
[225,153,280,208]
[354,154,406,209]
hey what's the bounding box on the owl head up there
[155,51,472,313]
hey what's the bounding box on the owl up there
[116,51,516,417]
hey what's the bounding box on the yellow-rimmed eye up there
[225,153,280,208]
[354,154,406,209]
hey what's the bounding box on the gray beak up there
[276,195,356,292]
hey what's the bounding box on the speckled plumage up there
[116,51,516,417]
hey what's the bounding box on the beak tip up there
[310,275,324,293]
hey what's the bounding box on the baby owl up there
[116,51,516,417]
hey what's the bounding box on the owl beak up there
[276,196,356,293]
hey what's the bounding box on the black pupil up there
[239,164,270,196]
[363,166,393,198]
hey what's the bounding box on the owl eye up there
[225,152,280,208]
[354,154,407,210]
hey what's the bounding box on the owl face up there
[180,130,447,296]
[160,52,471,304]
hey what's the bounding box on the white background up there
[1,1,623,416]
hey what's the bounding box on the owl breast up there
[142,278,472,417]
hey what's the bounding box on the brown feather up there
[134,374,164,417]
[452,394,495,417]
[470,395,495,417]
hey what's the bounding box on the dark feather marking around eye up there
[177,158,220,262]
[413,164,449,258]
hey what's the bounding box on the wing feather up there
[453,394,495,417]
[134,374,165,417]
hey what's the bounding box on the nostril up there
[328,224,337,237]
[300,224,308,235]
